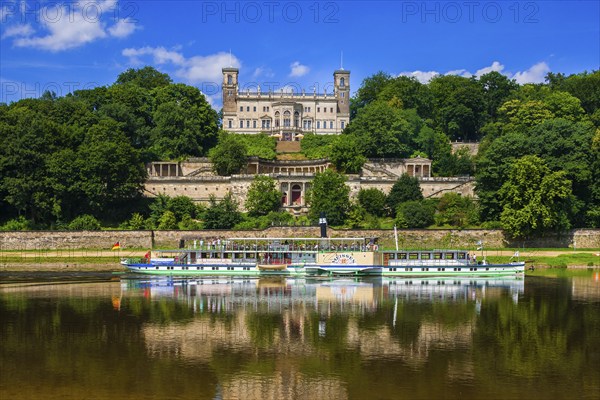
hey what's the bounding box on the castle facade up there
[222,67,350,140]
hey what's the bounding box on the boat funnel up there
[319,212,327,238]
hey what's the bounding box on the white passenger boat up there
[121,236,524,277]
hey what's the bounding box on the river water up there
[1,272,599,400]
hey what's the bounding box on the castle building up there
[222,67,350,140]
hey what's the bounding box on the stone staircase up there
[276,141,301,153]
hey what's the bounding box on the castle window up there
[341,121,345,129]
[330,121,333,129]
[340,77,345,87]
[253,106,256,112]
[330,107,333,113]
[341,92,345,98]
[228,90,232,97]
[227,74,232,85]
[317,107,320,112]
[246,106,250,112]
[240,121,243,128]
[228,120,232,128]
[240,106,243,112]
[253,120,256,128]
[246,120,250,128]
[317,121,320,129]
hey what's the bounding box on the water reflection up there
[1,274,599,400]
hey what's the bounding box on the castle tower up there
[222,67,239,114]
[333,69,350,117]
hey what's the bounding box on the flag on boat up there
[111,242,121,250]
[476,240,483,250]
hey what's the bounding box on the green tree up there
[68,214,101,230]
[126,213,145,230]
[547,70,600,115]
[75,118,146,218]
[209,133,248,176]
[499,155,574,239]
[167,196,199,221]
[350,71,393,118]
[300,134,337,159]
[150,84,219,159]
[395,200,435,228]
[115,66,173,90]
[357,188,387,217]
[429,75,486,141]
[329,135,367,173]
[234,133,277,159]
[307,169,351,226]
[385,174,423,216]
[343,101,415,158]
[203,193,243,229]
[478,71,518,119]
[245,175,281,217]
[377,75,432,118]
[434,193,479,227]
[157,210,177,230]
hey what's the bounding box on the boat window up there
[458,253,466,260]
[433,252,442,259]
[421,253,431,260]
[202,252,209,258]
[388,253,396,260]
[223,252,231,259]
[399,253,407,260]
[409,253,419,260]
[445,253,455,260]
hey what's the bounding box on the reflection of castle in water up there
[119,277,523,399]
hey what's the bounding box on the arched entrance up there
[291,184,302,205]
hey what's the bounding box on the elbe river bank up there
[1,228,599,271]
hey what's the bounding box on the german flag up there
[111,242,121,251]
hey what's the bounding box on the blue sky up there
[1,1,599,108]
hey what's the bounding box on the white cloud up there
[398,70,440,83]
[398,61,550,84]
[122,47,241,84]
[289,61,309,77]
[253,66,274,78]
[123,46,186,66]
[108,18,137,38]
[1,24,34,39]
[512,62,550,84]
[179,53,241,84]
[474,61,505,77]
[7,1,138,51]
[445,69,472,78]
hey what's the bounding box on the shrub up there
[68,215,101,230]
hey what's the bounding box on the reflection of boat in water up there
[121,236,524,278]
[120,276,524,306]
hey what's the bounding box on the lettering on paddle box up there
[331,254,356,265]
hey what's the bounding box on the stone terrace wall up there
[0,230,152,250]
[1,229,598,250]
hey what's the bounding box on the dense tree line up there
[342,70,600,236]
[0,67,219,228]
[1,66,598,237]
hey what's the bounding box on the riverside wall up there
[0,229,598,250]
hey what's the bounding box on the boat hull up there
[123,261,524,277]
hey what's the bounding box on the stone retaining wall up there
[1,229,598,250]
